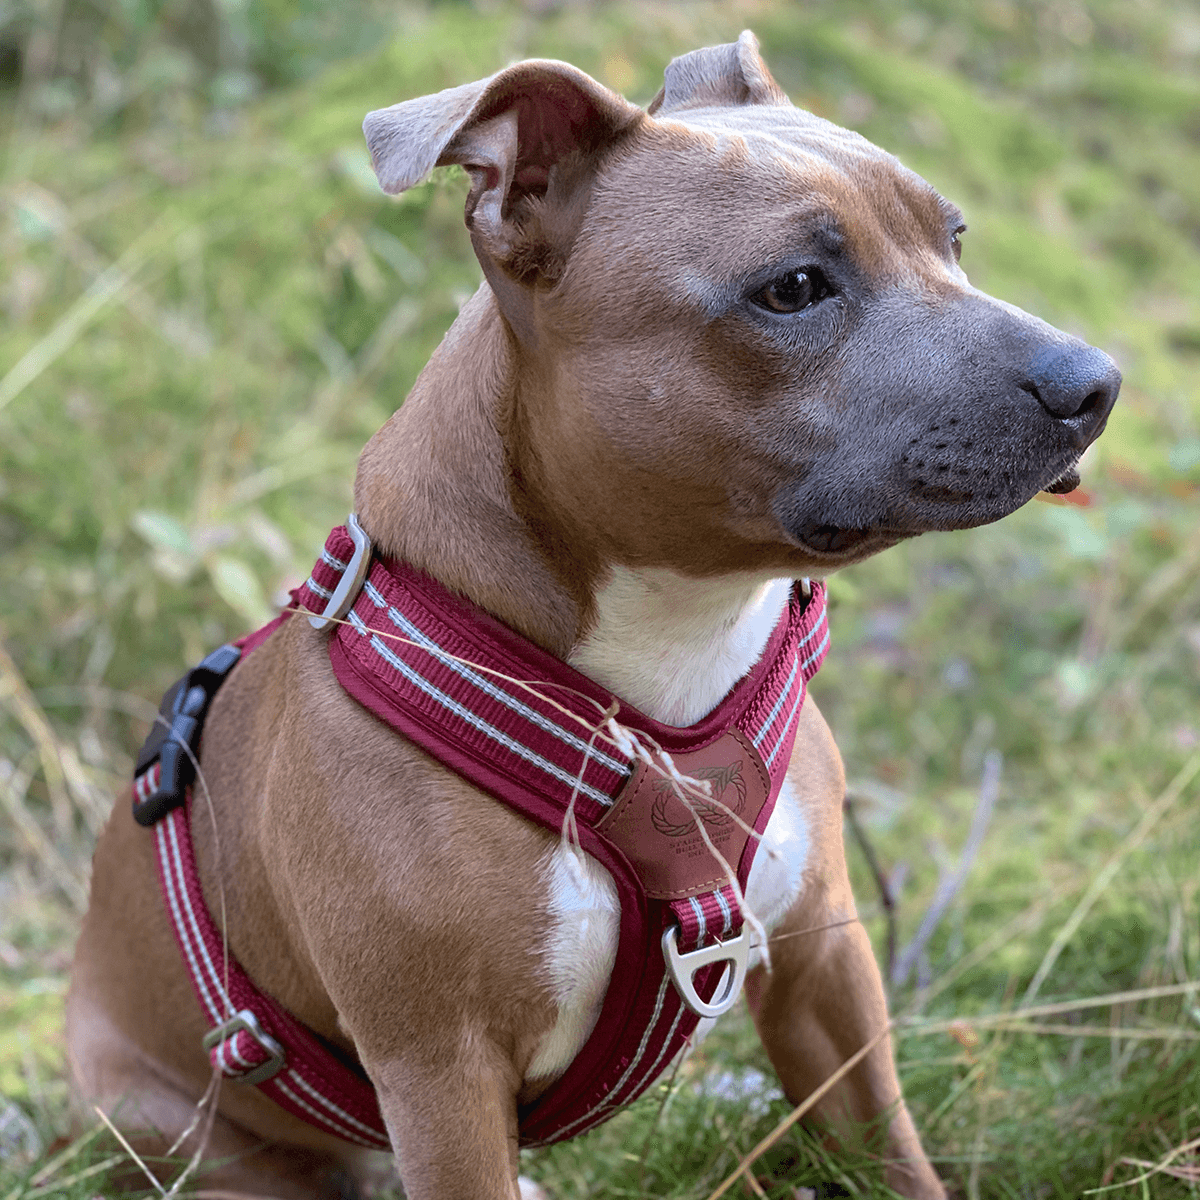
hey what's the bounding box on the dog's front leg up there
[747,915,944,1198]
[746,703,945,1199]
[362,1043,526,1200]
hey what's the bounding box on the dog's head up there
[363,32,1119,576]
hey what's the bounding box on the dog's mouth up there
[791,457,1085,556]
[1041,463,1082,495]
[791,522,898,556]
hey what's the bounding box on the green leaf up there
[208,555,274,627]
[131,510,195,558]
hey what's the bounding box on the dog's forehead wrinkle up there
[670,105,893,165]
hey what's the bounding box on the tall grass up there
[1,1,1198,1196]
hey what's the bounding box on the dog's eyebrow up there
[938,197,967,231]
[812,218,845,255]
[679,213,846,320]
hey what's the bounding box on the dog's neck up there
[356,286,793,725]
[568,567,792,725]
[356,287,585,654]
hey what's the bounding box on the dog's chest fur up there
[525,568,811,1081]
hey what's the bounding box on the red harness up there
[132,519,829,1150]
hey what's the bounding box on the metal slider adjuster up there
[309,512,374,631]
[202,1008,287,1086]
[662,924,750,1019]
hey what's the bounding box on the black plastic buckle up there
[132,643,242,827]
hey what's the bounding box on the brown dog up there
[66,31,1118,1200]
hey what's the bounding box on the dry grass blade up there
[982,1022,1200,1040]
[298,605,775,947]
[1021,748,1200,1007]
[701,1024,893,1200]
[905,1020,1200,1041]
[92,1106,166,1197]
[0,763,87,911]
[1085,1133,1200,1192]
[765,916,861,946]
[900,980,1200,1033]
[9,182,211,359]
[0,637,78,841]
[1106,524,1200,652]
[904,887,1063,1014]
[22,1125,102,1189]
[0,236,148,416]
[742,1170,769,1198]
[23,1154,124,1198]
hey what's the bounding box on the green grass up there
[1,0,1199,1196]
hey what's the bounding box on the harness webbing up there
[134,522,829,1150]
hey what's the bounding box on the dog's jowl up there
[67,31,1118,1200]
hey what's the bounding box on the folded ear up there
[648,30,789,115]
[364,62,643,337]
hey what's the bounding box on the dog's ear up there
[648,30,789,115]
[364,62,642,337]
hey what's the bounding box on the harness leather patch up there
[596,729,771,900]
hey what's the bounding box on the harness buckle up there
[202,1008,287,1086]
[309,512,373,631]
[131,643,242,827]
[662,924,750,1019]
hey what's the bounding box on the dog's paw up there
[518,1176,551,1200]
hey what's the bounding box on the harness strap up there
[151,802,390,1149]
[134,518,830,1152]
[296,524,828,1144]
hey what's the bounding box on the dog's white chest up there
[525,780,809,1082]
[525,566,808,1083]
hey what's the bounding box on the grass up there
[1,0,1199,1195]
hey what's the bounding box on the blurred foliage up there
[0,0,1199,1196]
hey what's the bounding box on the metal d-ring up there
[309,512,373,631]
[662,923,750,1019]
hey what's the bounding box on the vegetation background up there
[0,0,1198,1195]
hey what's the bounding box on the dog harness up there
[132,517,829,1150]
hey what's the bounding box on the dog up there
[66,31,1119,1200]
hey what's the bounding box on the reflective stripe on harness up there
[132,516,830,1151]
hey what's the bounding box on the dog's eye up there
[951,224,966,263]
[754,268,830,314]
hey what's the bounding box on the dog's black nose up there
[1024,343,1121,422]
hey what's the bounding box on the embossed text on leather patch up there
[595,729,772,900]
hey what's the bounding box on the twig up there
[892,751,1001,987]
[843,792,897,978]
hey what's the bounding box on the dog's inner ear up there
[648,30,789,115]
[364,63,641,325]
[446,72,637,285]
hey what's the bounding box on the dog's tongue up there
[1043,465,1081,495]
